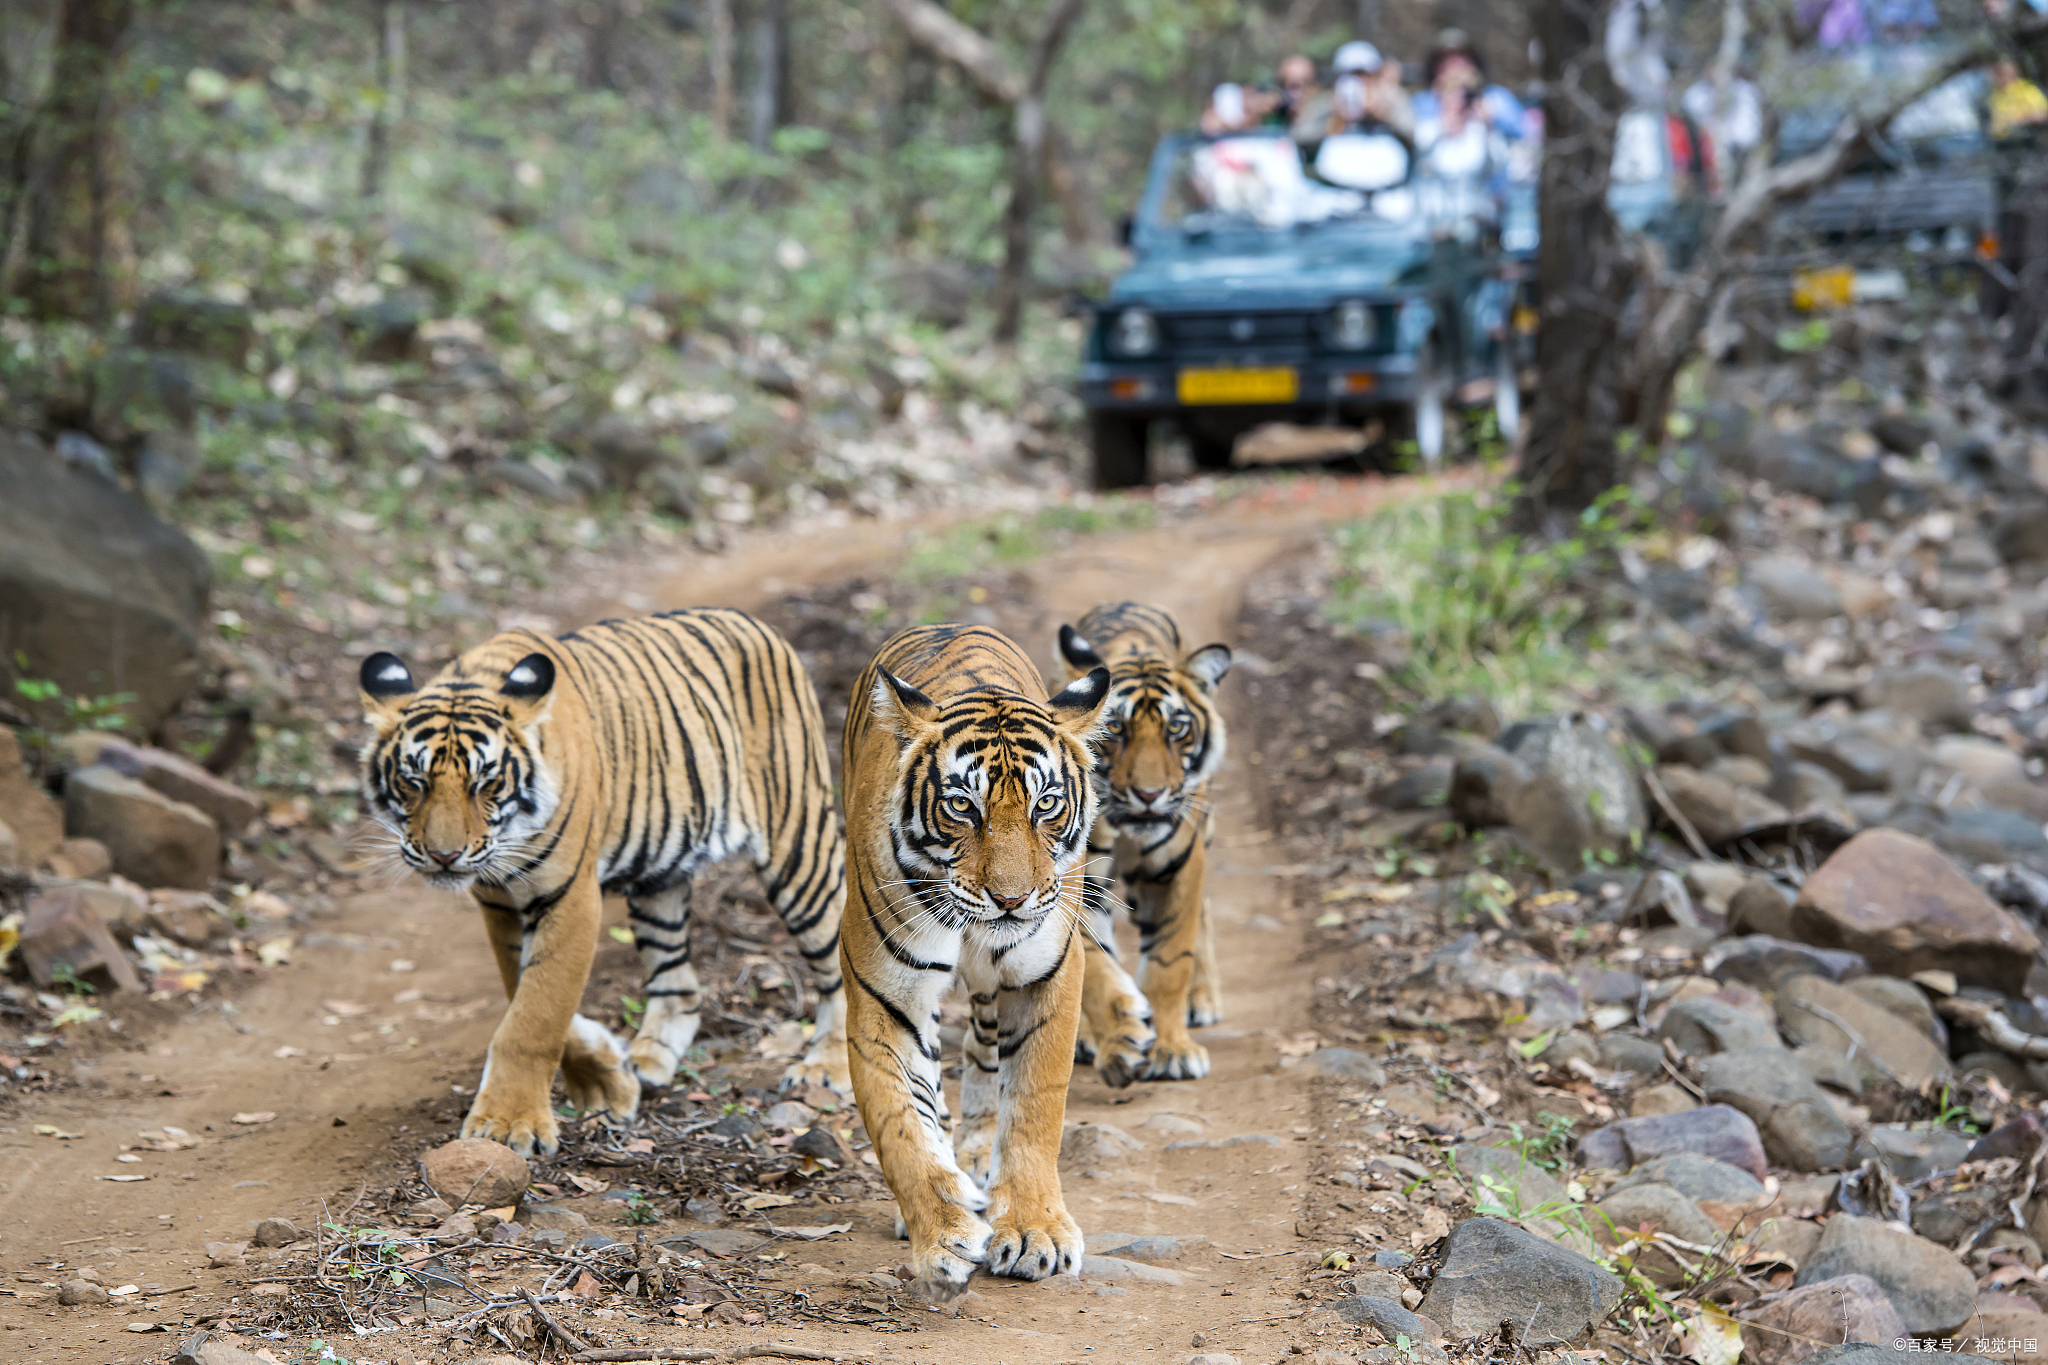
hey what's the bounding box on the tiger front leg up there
[844,954,990,1301]
[466,881,611,1156]
[953,988,1001,1188]
[1077,872,1153,1088]
[1187,888,1223,1027]
[983,933,1085,1282]
[1133,841,1211,1082]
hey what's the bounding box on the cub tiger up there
[1057,602,1232,1083]
[358,609,848,1156]
[839,624,1110,1299]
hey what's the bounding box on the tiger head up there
[870,666,1111,936]
[357,645,563,890]
[1057,624,1231,829]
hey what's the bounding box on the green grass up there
[1323,488,1638,715]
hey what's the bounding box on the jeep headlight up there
[1108,307,1159,358]
[1329,300,1376,351]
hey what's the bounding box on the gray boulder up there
[63,766,220,890]
[1849,1125,1973,1185]
[0,431,211,732]
[1697,1047,1854,1172]
[1859,664,1973,733]
[1747,557,1844,621]
[1499,715,1646,859]
[1655,765,1790,845]
[1777,975,1951,1089]
[1740,1274,1907,1365]
[1594,1183,1719,1245]
[1705,935,1868,990]
[1415,1218,1623,1344]
[1607,1154,1765,1205]
[1577,1104,1768,1179]
[1796,1215,1979,1335]
[1658,996,1783,1058]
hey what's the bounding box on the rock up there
[1061,1123,1146,1169]
[1844,977,1940,1042]
[132,290,254,362]
[1452,1142,1589,1250]
[250,1217,302,1248]
[0,729,63,871]
[47,835,113,880]
[1686,859,1756,912]
[1541,1029,1600,1071]
[341,292,430,362]
[420,1139,531,1208]
[1773,761,1852,817]
[1631,1084,1698,1117]
[683,1195,727,1224]
[1960,1051,2035,1092]
[1698,1047,1855,1172]
[1705,714,1775,764]
[1968,1115,2046,1164]
[171,1329,279,1365]
[16,885,143,991]
[578,1231,620,1250]
[658,1228,760,1258]
[1608,1154,1765,1205]
[519,1204,589,1231]
[61,735,260,834]
[203,1240,247,1267]
[1728,879,1798,938]
[1415,1217,1624,1344]
[1777,975,1951,1089]
[1307,1048,1388,1084]
[1089,1232,1209,1263]
[1741,1274,1907,1365]
[1790,829,2039,993]
[1658,997,1783,1058]
[1655,766,1790,845]
[1188,1356,1240,1365]
[1792,1044,1864,1094]
[708,1110,766,1143]
[0,432,212,732]
[1778,1175,1843,1217]
[1912,1184,2003,1244]
[1080,1255,1182,1285]
[58,1277,110,1305]
[883,258,977,329]
[1851,1126,1973,1184]
[0,815,15,869]
[1372,759,1455,810]
[1499,715,1646,858]
[584,415,665,487]
[1705,754,1774,789]
[1797,1215,1981,1334]
[1706,935,1868,990]
[1448,744,1529,828]
[1933,736,2028,789]
[64,767,221,890]
[1860,665,1973,733]
[790,1125,851,1164]
[1749,556,1845,621]
[1598,1034,1664,1075]
[1334,1294,1431,1341]
[1596,1183,1720,1245]
[1783,719,1916,795]
[1994,502,2048,564]
[1752,1216,1826,1270]
[1577,1104,1768,1179]
[762,1101,817,1131]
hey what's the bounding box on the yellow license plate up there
[1177,366,1298,405]
[1792,265,1854,312]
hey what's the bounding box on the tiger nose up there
[426,847,462,867]
[990,890,1029,912]
[1134,787,1166,804]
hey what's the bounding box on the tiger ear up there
[500,652,557,727]
[359,652,417,733]
[1185,643,1233,692]
[871,666,940,741]
[1048,666,1111,738]
[1057,623,1104,677]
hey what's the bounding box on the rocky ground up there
[3,292,2048,1365]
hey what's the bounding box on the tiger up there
[838,624,1110,1300]
[1056,602,1232,1084]
[357,608,849,1157]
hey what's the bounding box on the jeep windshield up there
[1147,133,1456,237]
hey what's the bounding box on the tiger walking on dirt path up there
[357,608,849,1157]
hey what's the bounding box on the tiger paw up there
[953,1116,997,1189]
[781,1028,853,1097]
[985,1205,1082,1281]
[561,1016,641,1122]
[1187,991,1223,1028]
[907,1208,993,1302]
[462,1091,560,1157]
[1093,1001,1155,1089]
[628,999,701,1088]
[1143,1035,1210,1081]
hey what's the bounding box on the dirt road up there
[1,475,1423,1364]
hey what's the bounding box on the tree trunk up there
[747,0,787,151]
[361,0,407,201]
[581,0,620,91]
[1355,0,1382,39]
[13,0,133,321]
[990,0,1087,344]
[1514,0,1629,525]
[706,0,734,138]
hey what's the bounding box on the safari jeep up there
[1079,130,1521,489]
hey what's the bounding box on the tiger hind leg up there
[1132,841,1211,1081]
[626,883,704,1089]
[1077,872,1153,1087]
[562,1013,641,1121]
[761,843,853,1096]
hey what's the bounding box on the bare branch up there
[1024,0,1087,98]
[876,0,1024,104]
[1711,38,1994,258]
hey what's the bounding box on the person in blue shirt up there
[1409,29,1525,141]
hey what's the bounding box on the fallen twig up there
[522,1285,595,1354]
[1939,996,2048,1059]
[568,1349,875,1363]
[1641,770,1711,862]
